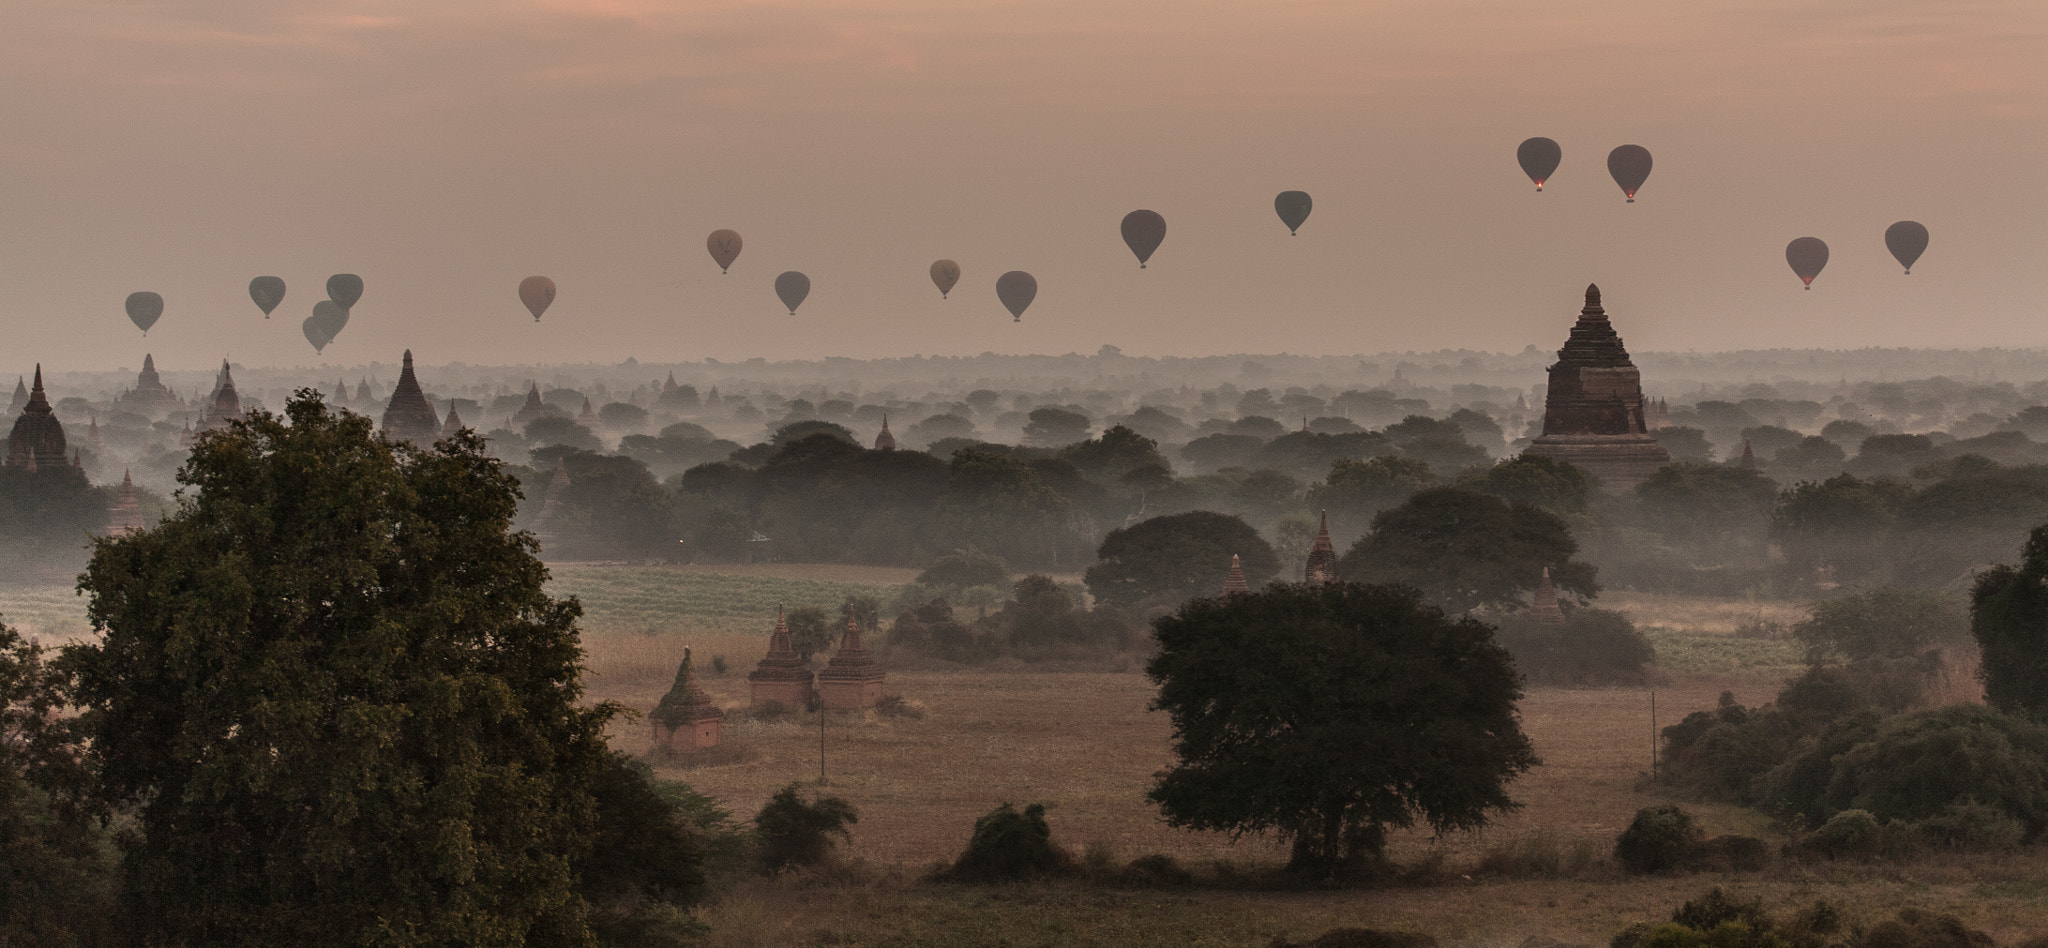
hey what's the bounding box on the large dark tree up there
[1971,524,2048,718]
[64,393,645,947]
[1147,583,1538,876]
[1338,487,1597,614]
[1084,511,1279,609]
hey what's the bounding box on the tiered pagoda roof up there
[1304,510,1338,584]
[1222,554,1249,594]
[379,350,442,445]
[7,366,68,469]
[1521,285,1672,490]
[873,415,896,451]
[817,615,884,685]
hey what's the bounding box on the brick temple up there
[748,607,816,710]
[816,615,885,711]
[379,350,442,445]
[651,648,724,754]
[1521,285,1671,489]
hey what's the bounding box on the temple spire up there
[1739,438,1757,471]
[1305,510,1338,585]
[1223,554,1250,594]
[25,365,50,413]
[1532,567,1565,624]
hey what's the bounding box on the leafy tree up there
[1255,430,1395,481]
[1338,488,1597,614]
[784,606,835,661]
[1491,607,1652,685]
[1771,435,1848,483]
[1178,433,1266,473]
[1614,805,1702,874]
[1022,407,1092,446]
[1819,705,2048,841]
[1771,474,1909,583]
[0,463,110,581]
[906,413,976,445]
[1970,523,2048,717]
[1115,405,1191,443]
[1820,419,1876,446]
[1457,454,1590,517]
[753,784,858,872]
[580,754,710,945]
[1085,511,1280,608]
[934,447,1077,569]
[1651,426,1715,462]
[770,419,857,446]
[596,401,649,431]
[1309,455,1438,546]
[1059,424,1168,483]
[529,449,682,560]
[1147,583,1537,876]
[915,548,1011,594]
[65,393,627,946]
[1446,407,1506,451]
[946,802,1071,881]
[2,623,113,948]
[524,414,603,452]
[1793,588,1968,662]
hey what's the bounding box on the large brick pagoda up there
[1521,285,1671,490]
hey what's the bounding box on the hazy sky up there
[3,0,2043,371]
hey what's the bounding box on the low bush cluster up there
[943,802,1074,881]
[1492,606,1654,685]
[1613,806,1769,875]
[885,575,1139,665]
[1611,888,2039,948]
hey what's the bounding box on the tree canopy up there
[1970,524,2048,718]
[1147,583,1538,876]
[1338,487,1597,613]
[64,393,665,946]
[1084,511,1279,609]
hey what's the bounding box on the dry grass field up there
[8,571,2041,946]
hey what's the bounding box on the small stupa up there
[651,647,725,754]
[107,470,145,536]
[576,397,598,429]
[1521,285,1672,490]
[1738,439,1758,472]
[6,377,27,416]
[536,458,571,531]
[1531,567,1566,625]
[1304,510,1338,585]
[379,350,442,445]
[873,415,897,451]
[441,405,467,438]
[1222,554,1250,595]
[816,615,885,711]
[6,366,68,469]
[748,606,816,710]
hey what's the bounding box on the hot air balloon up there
[996,271,1036,322]
[1607,145,1652,202]
[125,292,163,334]
[519,276,556,321]
[248,276,286,318]
[1274,191,1313,235]
[1885,221,1929,274]
[327,273,364,310]
[1786,237,1830,289]
[707,229,742,273]
[303,300,349,353]
[1517,137,1561,191]
[775,271,810,314]
[1121,210,1166,267]
[930,260,961,299]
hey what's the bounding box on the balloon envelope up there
[1885,221,1929,274]
[326,273,364,310]
[1786,237,1830,288]
[125,292,163,333]
[519,276,556,321]
[303,300,349,352]
[1274,191,1313,234]
[1607,145,1653,201]
[248,276,286,317]
[930,259,961,298]
[1517,137,1561,190]
[1121,210,1166,267]
[707,229,743,273]
[996,271,1037,322]
[775,271,810,314]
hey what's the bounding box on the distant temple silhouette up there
[115,354,182,416]
[1521,285,1670,489]
[7,366,68,469]
[379,350,442,445]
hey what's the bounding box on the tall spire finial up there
[1585,283,1601,308]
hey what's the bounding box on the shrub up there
[1493,607,1653,685]
[1698,835,1769,872]
[875,693,926,719]
[1858,908,1998,948]
[1611,889,1846,948]
[1794,588,1968,662]
[1796,809,1886,860]
[709,654,727,675]
[946,802,1072,881]
[1821,704,2048,841]
[1273,930,1438,948]
[1615,805,1702,874]
[1121,853,1194,887]
[753,784,858,872]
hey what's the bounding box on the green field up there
[547,564,900,638]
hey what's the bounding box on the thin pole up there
[1646,692,1662,782]
[818,695,827,786]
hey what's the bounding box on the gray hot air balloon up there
[707,229,742,273]
[1121,210,1166,267]
[996,271,1036,322]
[303,300,349,353]
[1607,145,1653,202]
[1786,237,1830,289]
[930,259,961,299]
[519,276,556,321]
[327,273,364,310]
[1274,191,1313,235]
[1517,137,1561,191]
[1885,221,1929,274]
[775,271,810,314]
[125,292,163,334]
[248,276,286,318]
